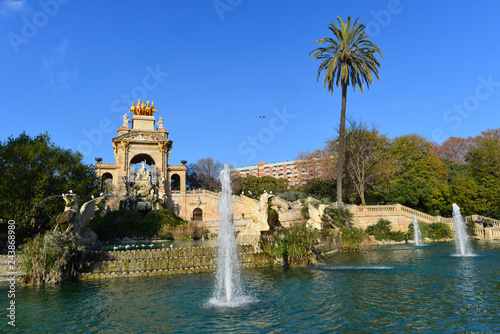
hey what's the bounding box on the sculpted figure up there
[122,114,130,127]
[157,116,164,129]
[129,101,136,114]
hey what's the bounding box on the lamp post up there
[95,157,103,193]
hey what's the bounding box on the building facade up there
[231,161,308,186]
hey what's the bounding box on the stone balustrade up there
[350,204,455,231]
[79,245,273,280]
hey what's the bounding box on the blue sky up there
[1,0,499,168]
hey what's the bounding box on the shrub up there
[266,223,318,266]
[90,208,187,242]
[340,227,366,251]
[19,231,82,284]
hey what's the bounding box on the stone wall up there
[78,245,272,279]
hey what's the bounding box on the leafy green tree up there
[298,179,336,201]
[465,136,500,218]
[0,132,96,239]
[378,134,447,213]
[240,175,288,199]
[310,16,382,205]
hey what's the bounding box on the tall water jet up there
[209,164,247,306]
[413,215,423,246]
[452,203,474,256]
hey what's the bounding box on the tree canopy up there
[0,132,96,239]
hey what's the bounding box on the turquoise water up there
[3,241,500,333]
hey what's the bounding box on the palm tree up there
[309,16,382,205]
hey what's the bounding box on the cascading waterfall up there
[209,164,250,307]
[452,203,474,256]
[413,215,423,246]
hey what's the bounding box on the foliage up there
[90,208,187,242]
[297,179,336,201]
[268,208,280,230]
[309,16,383,204]
[19,231,82,284]
[301,204,310,220]
[364,219,405,241]
[407,221,453,240]
[0,132,97,241]
[324,206,353,228]
[378,134,447,214]
[466,217,477,237]
[365,218,392,235]
[340,227,367,251]
[269,223,318,265]
[341,118,396,204]
[240,175,288,199]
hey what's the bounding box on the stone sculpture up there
[55,192,105,250]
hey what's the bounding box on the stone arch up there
[193,208,203,221]
[102,172,114,193]
[130,153,156,182]
[171,173,181,190]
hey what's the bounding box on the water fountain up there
[413,215,422,246]
[208,164,251,307]
[452,203,474,256]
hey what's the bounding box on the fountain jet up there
[210,164,248,306]
[413,215,423,246]
[452,203,474,256]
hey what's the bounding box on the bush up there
[364,219,407,242]
[264,223,318,266]
[19,231,82,284]
[407,221,453,240]
[324,206,354,228]
[90,208,187,242]
[340,227,367,251]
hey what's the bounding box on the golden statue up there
[129,100,158,116]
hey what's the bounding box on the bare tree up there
[191,158,225,191]
[342,118,396,204]
[296,147,336,186]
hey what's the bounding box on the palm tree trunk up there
[337,81,347,205]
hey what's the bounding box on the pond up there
[3,241,500,333]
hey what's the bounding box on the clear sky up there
[1,0,499,168]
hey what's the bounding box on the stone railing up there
[79,244,272,280]
[350,204,455,231]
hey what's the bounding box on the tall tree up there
[310,16,382,204]
[379,134,447,213]
[342,118,395,204]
